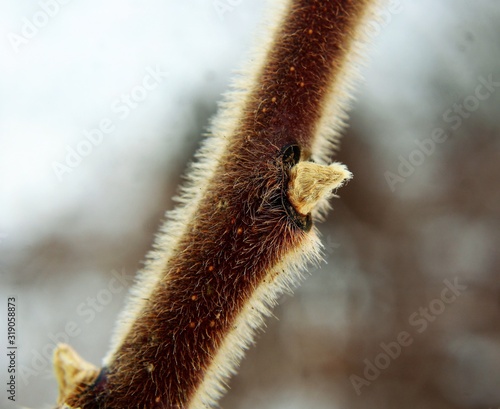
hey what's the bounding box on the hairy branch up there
[54,0,379,407]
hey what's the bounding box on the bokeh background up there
[1,0,499,408]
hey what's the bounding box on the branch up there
[54,0,378,407]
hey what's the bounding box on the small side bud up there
[287,161,352,215]
[53,343,99,406]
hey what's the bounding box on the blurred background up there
[1,0,499,408]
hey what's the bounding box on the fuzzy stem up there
[55,0,377,407]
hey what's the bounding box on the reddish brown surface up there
[65,1,372,407]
